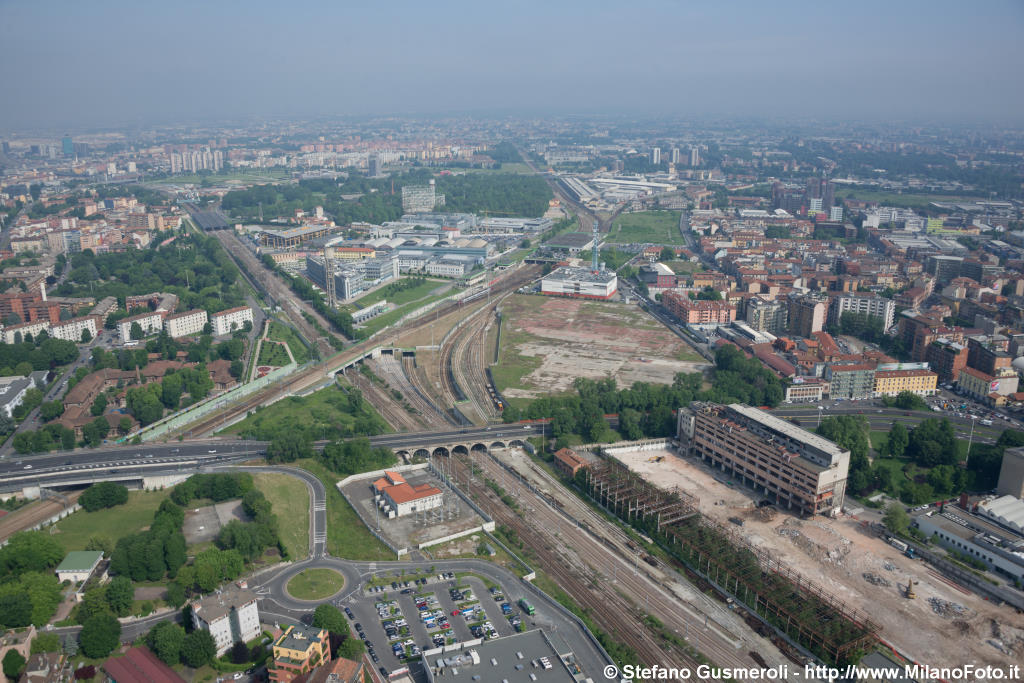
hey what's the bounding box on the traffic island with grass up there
[286,568,346,601]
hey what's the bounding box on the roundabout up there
[284,567,346,601]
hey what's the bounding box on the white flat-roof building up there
[541,266,617,300]
[164,309,208,338]
[190,583,261,656]
[210,306,253,336]
[1,320,50,344]
[118,311,165,344]
[0,376,32,418]
[49,316,97,343]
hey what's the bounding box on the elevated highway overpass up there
[0,424,551,496]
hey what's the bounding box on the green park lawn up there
[286,568,345,600]
[355,291,453,338]
[349,278,447,310]
[53,489,169,553]
[266,321,310,365]
[256,340,291,367]
[605,211,685,245]
[253,473,310,560]
[292,458,394,561]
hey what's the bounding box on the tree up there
[0,593,33,629]
[336,637,365,660]
[882,502,910,536]
[118,416,132,434]
[80,481,129,512]
[146,621,185,667]
[30,632,61,654]
[3,650,25,680]
[231,641,250,664]
[312,604,347,634]
[79,614,121,658]
[80,328,92,343]
[90,393,108,416]
[105,576,134,616]
[130,322,144,340]
[40,400,64,421]
[887,422,908,458]
[180,629,216,668]
[73,666,96,680]
[659,246,675,261]
[82,416,111,447]
[267,432,313,463]
[0,531,64,578]
[165,581,186,608]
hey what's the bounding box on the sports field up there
[605,211,685,245]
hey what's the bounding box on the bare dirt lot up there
[338,467,488,551]
[614,447,1024,671]
[493,295,709,399]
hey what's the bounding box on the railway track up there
[372,355,452,428]
[454,449,775,670]
[185,265,540,437]
[342,368,424,432]
[448,452,689,668]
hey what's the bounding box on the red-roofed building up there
[554,448,589,478]
[103,646,186,683]
[372,471,442,518]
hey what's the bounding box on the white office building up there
[164,309,208,338]
[190,583,261,656]
[210,306,254,336]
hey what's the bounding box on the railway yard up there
[446,445,792,672]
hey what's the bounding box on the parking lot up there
[340,572,527,678]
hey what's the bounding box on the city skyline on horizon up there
[1,0,1023,131]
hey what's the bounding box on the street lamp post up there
[817,405,824,428]
[965,415,977,469]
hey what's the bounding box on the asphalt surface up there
[37,462,613,681]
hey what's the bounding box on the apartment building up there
[662,292,737,324]
[787,295,827,338]
[164,309,208,338]
[190,584,261,657]
[745,297,788,335]
[826,363,876,399]
[117,311,165,344]
[49,316,97,342]
[873,369,938,397]
[677,403,850,516]
[210,306,254,336]
[829,293,896,330]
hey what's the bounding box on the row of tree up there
[502,345,785,445]
[0,336,78,372]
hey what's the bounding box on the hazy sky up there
[2,0,1022,131]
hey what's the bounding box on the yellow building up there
[269,625,330,683]
[873,369,938,397]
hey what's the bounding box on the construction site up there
[611,444,1024,671]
